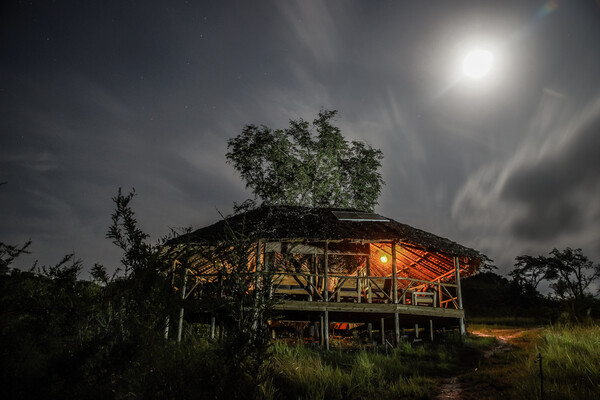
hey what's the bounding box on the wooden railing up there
[184,270,461,310]
[270,271,460,309]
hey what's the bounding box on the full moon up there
[462,49,493,78]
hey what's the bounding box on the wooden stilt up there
[429,319,434,341]
[454,257,466,336]
[394,313,400,345]
[357,268,362,303]
[366,251,372,304]
[392,243,400,345]
[177,267,188,344]
[324,241,330,350]
[320,315,324,346]
[368,323,373,342]
[415,323,419,339]
[380,318,385,345]
[210,316,216,340]
[324,311,329,350]
[164,315,170,340]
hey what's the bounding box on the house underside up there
[168,206,485,347]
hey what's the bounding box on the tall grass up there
[517,325,600,399]
[464,325,600,399]
[266,335,476,400]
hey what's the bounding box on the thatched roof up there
[170,205,485,264]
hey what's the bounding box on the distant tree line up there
[463,248,600,324]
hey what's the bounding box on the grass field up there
[262,332,496,400]
[264,324,600,400]
[459,324,600,400]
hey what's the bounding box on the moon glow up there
[462,49,493,78]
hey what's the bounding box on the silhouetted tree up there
[226,110,384,211]
[512,247,600,323]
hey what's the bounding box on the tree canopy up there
[226,110,384,212]
[509,247,600,322]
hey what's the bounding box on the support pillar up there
[177,267,188,344]
[380,318,385,345]
[366,254,372,304]
[454,256,466,336]
[320,315,324,346]
[429,319,434,341]
[210,316,216,340]
[324,241,329,350]
[164,315,170,340]
[392,242,400,345]
[415,323,419,340]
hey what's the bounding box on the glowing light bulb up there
[380,255,388,263]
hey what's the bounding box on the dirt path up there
[435,328,542,400]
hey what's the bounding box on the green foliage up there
[226,110,384,211]
[1,188,283,399]
[0,240,31,274]
[510,247,600,323]
[194,214,278,396]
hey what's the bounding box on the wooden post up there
[266,250,273,299]
[255,241,262,292]
[415,323,419,339]
[366,254,372,304]
[164,315,170,340]
[392,242,398,304]
[392,242,400,345]
[380,317,385,345]
[429,319,434,341]
[454,256,466,335]
[320,315,324,346]
[177,267,188,344]
[394,313,400,346]
[357,268,361,303]
[367,254,373,344]
[308,253,315,301]
[324,241,330,350]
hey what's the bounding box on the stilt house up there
[169,205,485,347]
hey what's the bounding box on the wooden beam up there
[272,300,465,318]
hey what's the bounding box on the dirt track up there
[435,328,542,400]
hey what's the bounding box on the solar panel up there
[332,211,390,222]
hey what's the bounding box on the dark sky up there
[2,0,600,275]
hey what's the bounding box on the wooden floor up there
[272,300,464,326]
[274,300,462,317]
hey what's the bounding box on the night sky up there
[2,0,600,275]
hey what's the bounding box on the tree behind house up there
[226,110,384,211]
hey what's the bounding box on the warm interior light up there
[380,255,388,263]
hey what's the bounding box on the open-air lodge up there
[169,205,485,349]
